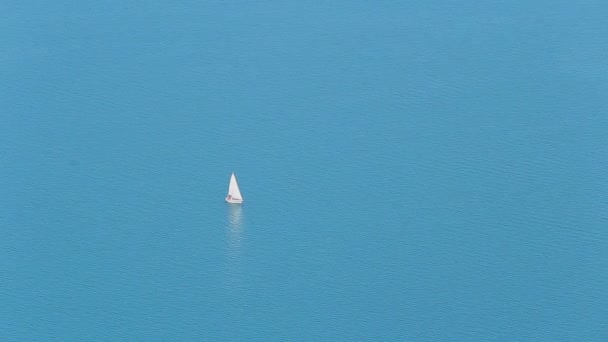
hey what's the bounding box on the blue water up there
[2,1,607,340]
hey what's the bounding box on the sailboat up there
[225,172,244,204]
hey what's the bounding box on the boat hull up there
[225,197,243,204]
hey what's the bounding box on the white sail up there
[225,172,243,203]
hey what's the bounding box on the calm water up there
[2,1,607,340]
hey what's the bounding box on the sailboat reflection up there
[226,204,244,259]
[224,204,245,315]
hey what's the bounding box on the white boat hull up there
[225,197,243,204]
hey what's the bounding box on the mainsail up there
[226,172,243,203]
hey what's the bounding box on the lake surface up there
[2,0,607,340]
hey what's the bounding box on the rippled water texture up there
[2,1,607,340]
